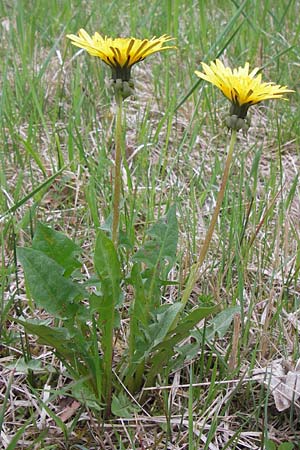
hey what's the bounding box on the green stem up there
[181,129,237,307]
[104,93,123,417]
[112,94,123,247]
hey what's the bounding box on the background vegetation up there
[1,0,299,448]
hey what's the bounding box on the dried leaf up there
[254,359,300,411]
[59,401,81,423]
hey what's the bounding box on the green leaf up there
[206,306,240,340]
[32,222,82,276]
[149,303,183,348]
[131,303,183,364]
[94,230,121,399]
[134,205,178,272]
[127,263,148,369]
[71,381,102,411]
[278,443,294,450]
[285,174,298,210]
[17,247,83,318]
[85,177,101,228]
[145,305,218,385]
[15,319,78,358]
[94,230,121,306]
[6,357,44,374]
[265,440,277,450]
[111,392,139,418]
[133,205,178,308]
[153,305,219,353]
[15,318,97,382]
[129,263,148,326]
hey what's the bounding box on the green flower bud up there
[225,114,251,133]
[106,78,135,100]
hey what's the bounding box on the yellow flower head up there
[67,29,175,82]
[195,59,293,119]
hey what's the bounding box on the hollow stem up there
[112,93,123,247]
[181,129,237,306]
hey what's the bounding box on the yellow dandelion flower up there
[67,29,175,82]
[195,59,293,121]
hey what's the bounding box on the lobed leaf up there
[94,230,121,305]
[145,305,219,385]
[133,205,178,272]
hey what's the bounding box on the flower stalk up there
[181,129,237,306]
[182,58,293,307]
[67,30,175,249]
[112,92,123,247]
